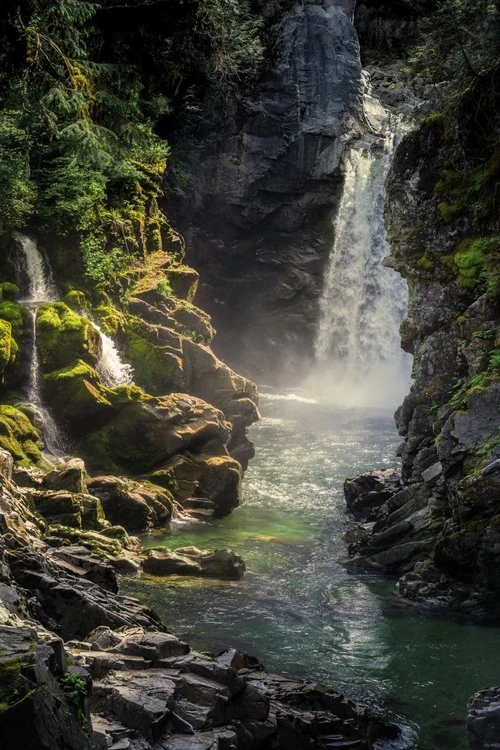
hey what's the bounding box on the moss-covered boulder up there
[0,405,41,466]
[36,302,101,372]
[120,315,185,394]
[87,475,173,531]
[0,320,13,379]
[83,393,230,475]
[0,282,19,301]
[165,265,199,302]
[43,360,115,431]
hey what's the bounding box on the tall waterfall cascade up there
[93,321,134,388]
[308,94,412,408]
[15,234,65,456]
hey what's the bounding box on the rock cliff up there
[172,0,365,383]
[344,66,500,617]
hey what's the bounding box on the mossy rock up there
[43,360,114,432]
[94,304,126,336]
[63,289,90,312]
[36,302,102,372]
[0,282,19,301]
[48,525,125,559]
[0,404,41,466]
[0,300,26,340]
[0,320,13,377]
[165,265,199,302]
[121,315,184,395]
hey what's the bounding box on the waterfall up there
[93,322,134,388]
[14,233,57,304]
[308,121,411,408]
[15,234,66,456]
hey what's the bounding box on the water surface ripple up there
[122,395,500,750]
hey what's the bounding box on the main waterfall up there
[308,123,411,408]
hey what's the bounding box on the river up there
[121,393,500,750]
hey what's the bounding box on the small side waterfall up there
[15,234,66,456]
[308,116,411,408]
[93,322,134,388]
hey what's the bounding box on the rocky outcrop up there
[171,0,365,383]
[467,687,500,750]
[0,446,400,749]
[69,624,399,750]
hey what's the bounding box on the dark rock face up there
[467,687,500,750]
[172,0,364,383]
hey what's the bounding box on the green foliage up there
[449,372,489,410]
[410,0,500,89]
[454,236,500,294]
[489,350,500,370]
[157,278,173,298]
[0,0,264,286]
[58,672,88,707]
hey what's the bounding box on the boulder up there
[0,448,13,483]
[42,458,87,494]
[344,469,402,515]
[87,476,172,532]
[467,687,500,750]
[143,547,246,580]
[0,405,41,466]
[36,302,102,372]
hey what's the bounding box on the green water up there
[121,394,500,750]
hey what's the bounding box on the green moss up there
[94,304,124,335]
[147,467,179,494]
[63,290,90,312]
[165,265,199,302]
[0,405,41,466]
[454,236,500,293]
[0,320,12,375]
[37,301,101,371]
[0,658,27,712]
[416,251,434,270]
[49,525,125,558]
[0,282,19,301]
[0,300,26,339]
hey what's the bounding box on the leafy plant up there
[58,672,88,707]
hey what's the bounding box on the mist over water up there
[305,127,412,409]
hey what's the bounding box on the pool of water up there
[121,393,500,749]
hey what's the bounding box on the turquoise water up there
[121,394,500,749]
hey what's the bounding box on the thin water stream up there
[122,394,500,750]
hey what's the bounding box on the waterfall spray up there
[93,321,134,388]
[307,115,411,408]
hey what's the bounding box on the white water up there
[307,117,411,409]
[93,321,134,388]
[15,234,65,456]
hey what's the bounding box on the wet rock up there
[87,476,173,532]
[344,469,402,515]
[142,546,245,580]
[172,0,365,383]
[467,687,500,750]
